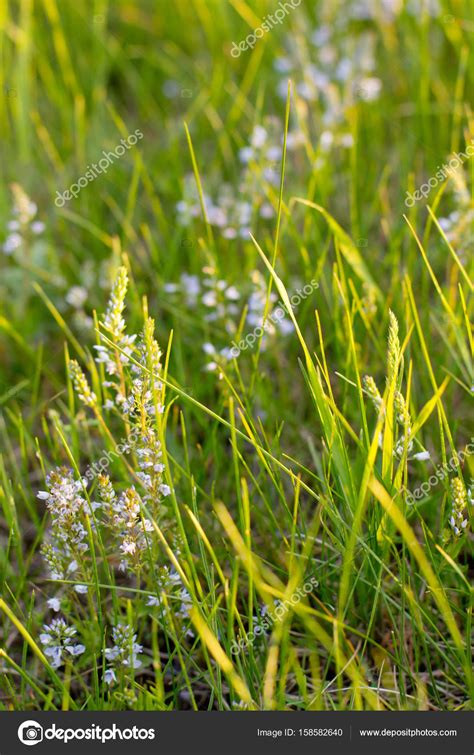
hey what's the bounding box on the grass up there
[0,0,472,712]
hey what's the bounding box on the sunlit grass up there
[0,0,472,712]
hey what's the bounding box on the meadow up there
[0,0,472,712]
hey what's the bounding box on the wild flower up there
[164,267,293,372]
[64,282,93,332]
[65,274,172,576]
[202,342,235,375]
[2,184,45,255]
[97,478,152,573]
[146,595,162,607]
[449,478,469,537]
[66,285,88,309]
[103,266,128,335]
[38,468,90,570]
[97,473,118,520]
[124,319,171,508]
[39,467,95,602]
[169,273,201,305]
[348,0,441,21]
[176,118,303,239]
[175,266,241,340]
[94,266,137,404]
[103,668,117,685]
[274,24,381,153]
[41,543,67,581]
[104,624,144,684]
[69,360,97,408]
[125,317,164,416]
[145,567,193,637]
[135,429,170,504]
[176,587,193,619]
[200,267,241,331]
[39,618,85,668]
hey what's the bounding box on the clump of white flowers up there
[97,475,153,573]
[165,266,294,373]
[274,22,380,156]
[176,117,303,239]
[2,183,45,255]
[39,618,85,668]
[39,467,92,593]
[104,624,143,684]
[145,566,194,638]
[35,267,190,685]
[69,267,172,512]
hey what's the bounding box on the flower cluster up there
[35,269,186,690]
[274,23,379,156]
[145,566,194,638]
[2,183,45,255]
[38,467,91,590]
[176,117,303,239]
[69,360,97,408]
[104,624,143,684]
[97,476,153,573]
[39,618,85,669]
[347,0,440,21]
[165,267,240,337]
[73,268,172,512]
[94,266,137,406]
[165,267,294,372]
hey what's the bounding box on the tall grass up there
[0,0,472,711]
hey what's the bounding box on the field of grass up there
[0,0,473,712]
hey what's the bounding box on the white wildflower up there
[39,618,85,668]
